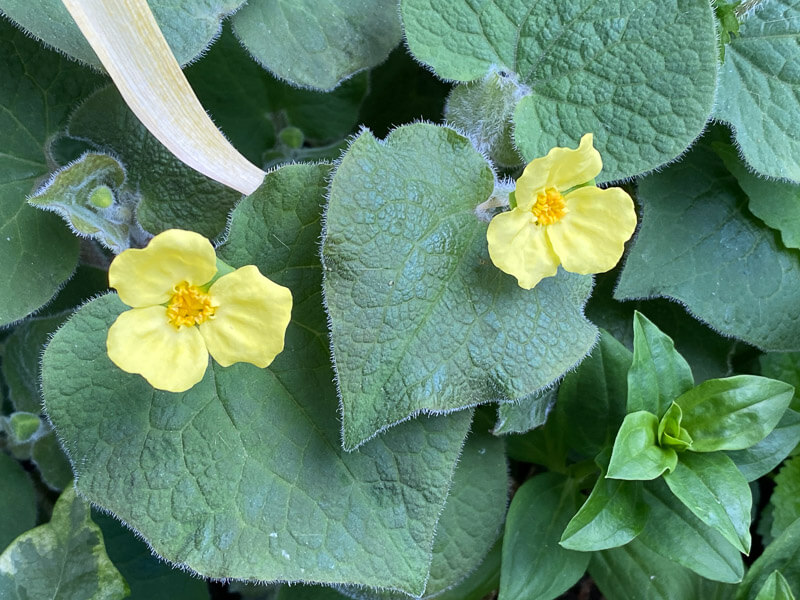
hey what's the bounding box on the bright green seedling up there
[606,312,795,558]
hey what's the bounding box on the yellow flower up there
[106,229,292,392]
[486,134,637,289]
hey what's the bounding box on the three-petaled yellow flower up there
[106,229,292,392]
[487,134,637,289]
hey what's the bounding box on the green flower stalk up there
[61,0,266,195]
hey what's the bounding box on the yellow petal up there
[547,186,637,275]
[487,208,560,290]
[106,305,209,392]
[200,266,293,368]
[516,134,603,209]
[109,229,218,307]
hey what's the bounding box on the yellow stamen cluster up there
[531,187,568,226]
[166,282,216,328]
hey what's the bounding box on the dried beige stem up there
[62,0,265,195]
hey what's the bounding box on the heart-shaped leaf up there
[42,164,472,594]
[322,123,596,449]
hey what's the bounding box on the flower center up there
[166,282,216,328]
[531,187,568,226]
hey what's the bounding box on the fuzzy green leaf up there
[93,512,210,600]
[3,412,42,444]
[639,479,744,583]
[607,411,678,481]
[664,452,752,554]
[65,86,239,239]
[0,452,36,551]
[714,0,800,182]
[628,312,694,417]
[0,0,244,68]
[322,123,596,449]
[500,473,588,600]
[716,142,800,250]
[231,0,401,90]
[42,164,472,594]
[0,20,102,326]
[676,376,794,452]
[402,0,717,181]
[338,413,507,600]
[615,136,800,351]
[0,486,129,600]
[444,73,524,168]
[28,153,135,252]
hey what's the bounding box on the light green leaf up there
[771,456,800,540]
[322,122,596,449]
[2,313,68,412]
[657,402,693,451]
[42,164,472,594]
[28,153,137,253]
[93,512,210,600]
[639,479,744,583]
[754,571,796,600]
[555,330,631,459]
[0,0,244,69]
[402,0,718,181]
[628,311,694,417]
[493,388,554,436]
[714,0,800,182]
[676,376,794,452]
[607,411,678,481]
[738,517,800,600]
[66,85,239,239]
[0,486,129,600]
[187,27,368,166]
[664,452,752,555]
[560,477,647,552]
[715,142,800,249]
[727,409,800,482]
[0,452,36,551]
[0,19,103,326]
[500,473,588,600]
[615,135,800,351]
[231,0,401,90]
